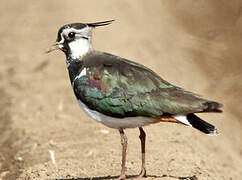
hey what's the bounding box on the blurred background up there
[0,0,241,179]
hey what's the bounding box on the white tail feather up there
[172,115,192,126]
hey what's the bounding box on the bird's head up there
[47,20,114,58]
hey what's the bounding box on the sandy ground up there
[0,1,242,180]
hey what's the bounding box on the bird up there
[48,20,223,179]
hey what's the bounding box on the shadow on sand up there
[57,174,197,180]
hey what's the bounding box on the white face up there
[58,26,93,58]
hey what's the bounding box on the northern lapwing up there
[48,20,223,179]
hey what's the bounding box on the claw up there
[117,174,126,180]
[135,168,147,178]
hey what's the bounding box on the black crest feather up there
[87,20,115,27]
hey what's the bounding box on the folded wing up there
[73,51,222,118]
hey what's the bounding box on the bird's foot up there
[117,174,126,180]
[134,168,147,179]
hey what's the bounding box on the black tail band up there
[187,114,218,135]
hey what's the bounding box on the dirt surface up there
[0,1,242,180]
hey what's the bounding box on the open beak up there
[87,20,115,27]
[46,42,61,54]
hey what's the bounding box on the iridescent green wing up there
[73,51,208,118]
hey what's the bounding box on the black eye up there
[68,32,75,38]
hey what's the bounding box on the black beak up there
[87,20,115,27]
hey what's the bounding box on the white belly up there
[77,100,159,129]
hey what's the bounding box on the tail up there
[157,101,222,136]
[186,114,218,136]
[171,113,219,136]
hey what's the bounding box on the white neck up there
[68,38,92,59]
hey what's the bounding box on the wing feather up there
[73,51,218,118]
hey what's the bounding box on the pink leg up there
[136,127,147,178]
[118,128,127,180]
